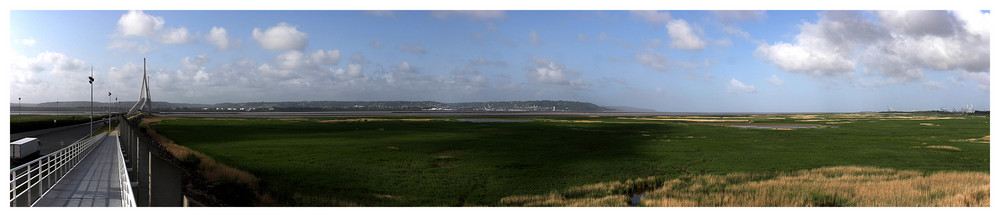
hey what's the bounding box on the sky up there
[7,10,992,112]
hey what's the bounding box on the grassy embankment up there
[147,113,989,206]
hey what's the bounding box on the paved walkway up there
[33,134,123,207]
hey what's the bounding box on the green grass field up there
[150,113,989,206]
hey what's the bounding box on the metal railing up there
[114,127,137,207]
[9,133,107,207]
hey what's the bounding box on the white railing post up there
[116,132,137,207]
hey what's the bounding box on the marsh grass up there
[142,118,270,205]
[148,114,988,206]
[502,166,989,207]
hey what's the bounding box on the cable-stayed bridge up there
[10,59,182,207]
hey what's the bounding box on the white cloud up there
[528,57,590,89]
[369,40,384,48]
[597,32,636,49]
[21,38,36,46]
[654,87,672,96]
[115,10,194,44]
[722,25,751,40]
[274,49,340,70]
[634,52,670,72]
[529,30,542,46]
[310,49,340,65]
[767,74,785,86]
[397,61,417,73]
[331,63,366,81]
[180,53,210,71]
[364,11,396,17]
[728,78,757,94]
[922,81,945,89]
[756,42,855,77]
[686,72,714,82]
[431,11,506,20]
[178,55,211,83]
[10,52,89,98]
[714,38,733,47]
[666,19,706,50]
[644,39,663,49]
[756,10,990,88]
[676,61,700,69]
[577,34,588,42]
[275,51,307,70]
[108,62,143,89]
[630,10,673,24]
[107,39,156,54]
[953,10,991,38]
[712,11,766,23]
[471,57,507,67]
[947,76,964,86]
[205,27,237,50]
[12,51,88,76]
[351,53,365,63]
[252,22,309,51]
[160,27,195,44]
[396,44,427,54]
[117,10,163,38]
[877,11,960,37]
[956,71,989,91]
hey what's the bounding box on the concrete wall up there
[120,118,183,207]
[150,154,183,206]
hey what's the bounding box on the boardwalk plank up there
[33,136,126,207]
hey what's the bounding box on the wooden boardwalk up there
[33,135,123,207]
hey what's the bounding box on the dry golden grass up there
[697,123,819,130]
[142,118,274,205]
[500,176,661,207]
[921,146,962,151]
[143,123,260,187]
[788,115,820,119]
[951,136,990,144]
[500,166,988,207]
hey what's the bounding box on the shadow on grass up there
[151,118,676,206]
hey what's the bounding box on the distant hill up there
[448,100,611,112]
[13,101,210,111]
[14,100,617,112]
[206,100,612,112]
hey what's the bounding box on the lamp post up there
[18,97,21,124]
[89,66,94,136]
[55,100,59,124]
[108,92,112,126]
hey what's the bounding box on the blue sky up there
[8,10,991,112]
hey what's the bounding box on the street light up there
[89,66,94,136]
[108,92,112,126]
[18,97,21,124]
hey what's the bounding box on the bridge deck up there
[33,135,123,207]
